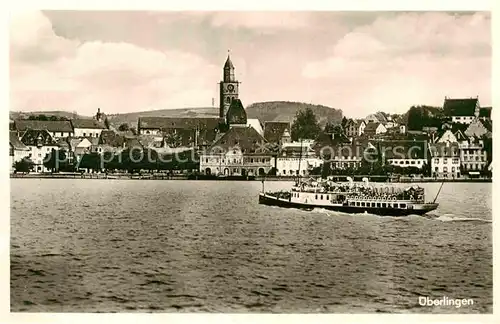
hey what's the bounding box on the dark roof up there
[20,129,59,147]
[263,121,290,143]
[9,131,29,150]
[479,107,491,118]
[138,117,222,131]
[208,126,269,154]
[364,122,380,134]
[14,120,73,133]
[226,99,247,125]
[443,98,478,116]
[71,119,106,129]
[429,143,460,157]
[481,119,492,132]
[377,140,427,159]
[224,55,234,69]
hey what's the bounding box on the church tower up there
[219,53,239,118]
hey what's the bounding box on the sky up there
[9,10,491,118]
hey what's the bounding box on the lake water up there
[10,179,492,313]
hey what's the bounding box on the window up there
[443,159,447,164]
[361,202,365,207]
[452,167,455,172]
[434,167,438,171]
[326,195,329,200]
[315,195,318,199]
[226,97,230,103]
[434,158,439,164]
[371,202,375,207]
[443,167,448,173]
[382,203,387,208]
[377,203,381,207]
[452,158,459,164]
[251,158,254,163]
[411,161,415,165]
[400,204,407,208]
[320,195,323,200]
[405,161,410,164]
[206,158,208,163]
[233,159,237,163]
[83,133,86,137]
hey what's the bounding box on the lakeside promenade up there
[10,172,492,183]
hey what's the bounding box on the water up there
[10,179,492,313]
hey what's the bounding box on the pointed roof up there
[208,126,269,155]
[224,55,234,69]
[226,99,247,125]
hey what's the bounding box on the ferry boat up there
[259,177,441,216]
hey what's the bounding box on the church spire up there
[224,49,234,70]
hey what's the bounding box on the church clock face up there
[227,84,235,93]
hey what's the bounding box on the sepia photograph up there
[8,8,492,316]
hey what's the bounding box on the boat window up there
[400,204,406,208]
[356,202,360,206]
[382,203,387,208]
[315,194,318,199]
[350,202,355,206]
[326,195,329,200]
[320,195,323,200]
[371,202,375,207]
[361,202,365,207]
[377,203,381,208]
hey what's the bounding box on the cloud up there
[302,12,491,117]
[10,11,220,115]
[208,12,313,30]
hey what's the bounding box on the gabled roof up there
[364,122,380,133]
[14,120,73,133]
[263,121,290,143]
[443,98,478,116]
[208,126,268,154]
[465,118,490,138]
[20,129,59,147]
[71,119,106,129]
[9,131,29,150]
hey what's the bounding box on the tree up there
[118,123,130,132]
[341,116,348,128]
[79,152,103,172]
[44,149,70,172]
[165,132,183,148]
[104,117,110,129]
[324,122,343,135]
[291,108,321,141]
[13,158,35,173]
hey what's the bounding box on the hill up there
[10,101,343,128]
[246,101,343,127]
[9,111,89,121]
[105,107,219,128]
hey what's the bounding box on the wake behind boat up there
[259,177,441,216]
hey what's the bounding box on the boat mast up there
[297,138,303,185]
[432,182,445,203]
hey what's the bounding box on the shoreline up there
[9,173,492,183]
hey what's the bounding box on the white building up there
[20,129,61,173]
[9,131,30,172]
[429,142,460,178]
[71,119,106,138]
[14,120,74,138]
[443,97,481,124]
[276,141,322,177]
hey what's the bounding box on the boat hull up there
[259,193,438,216]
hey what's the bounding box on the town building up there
[364,122,387,137]
[199,99,274,176]
[380,140,428,169]
[9,131,30,172]
[71,119,106,138]
[14,120,74,138]
[479,107,492,122]
[20,129,61,172]
[429,142,461,178]
[458,137,488,175]
[276,141,322,177]
[464,118,491,138]
[443,97,481,124]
